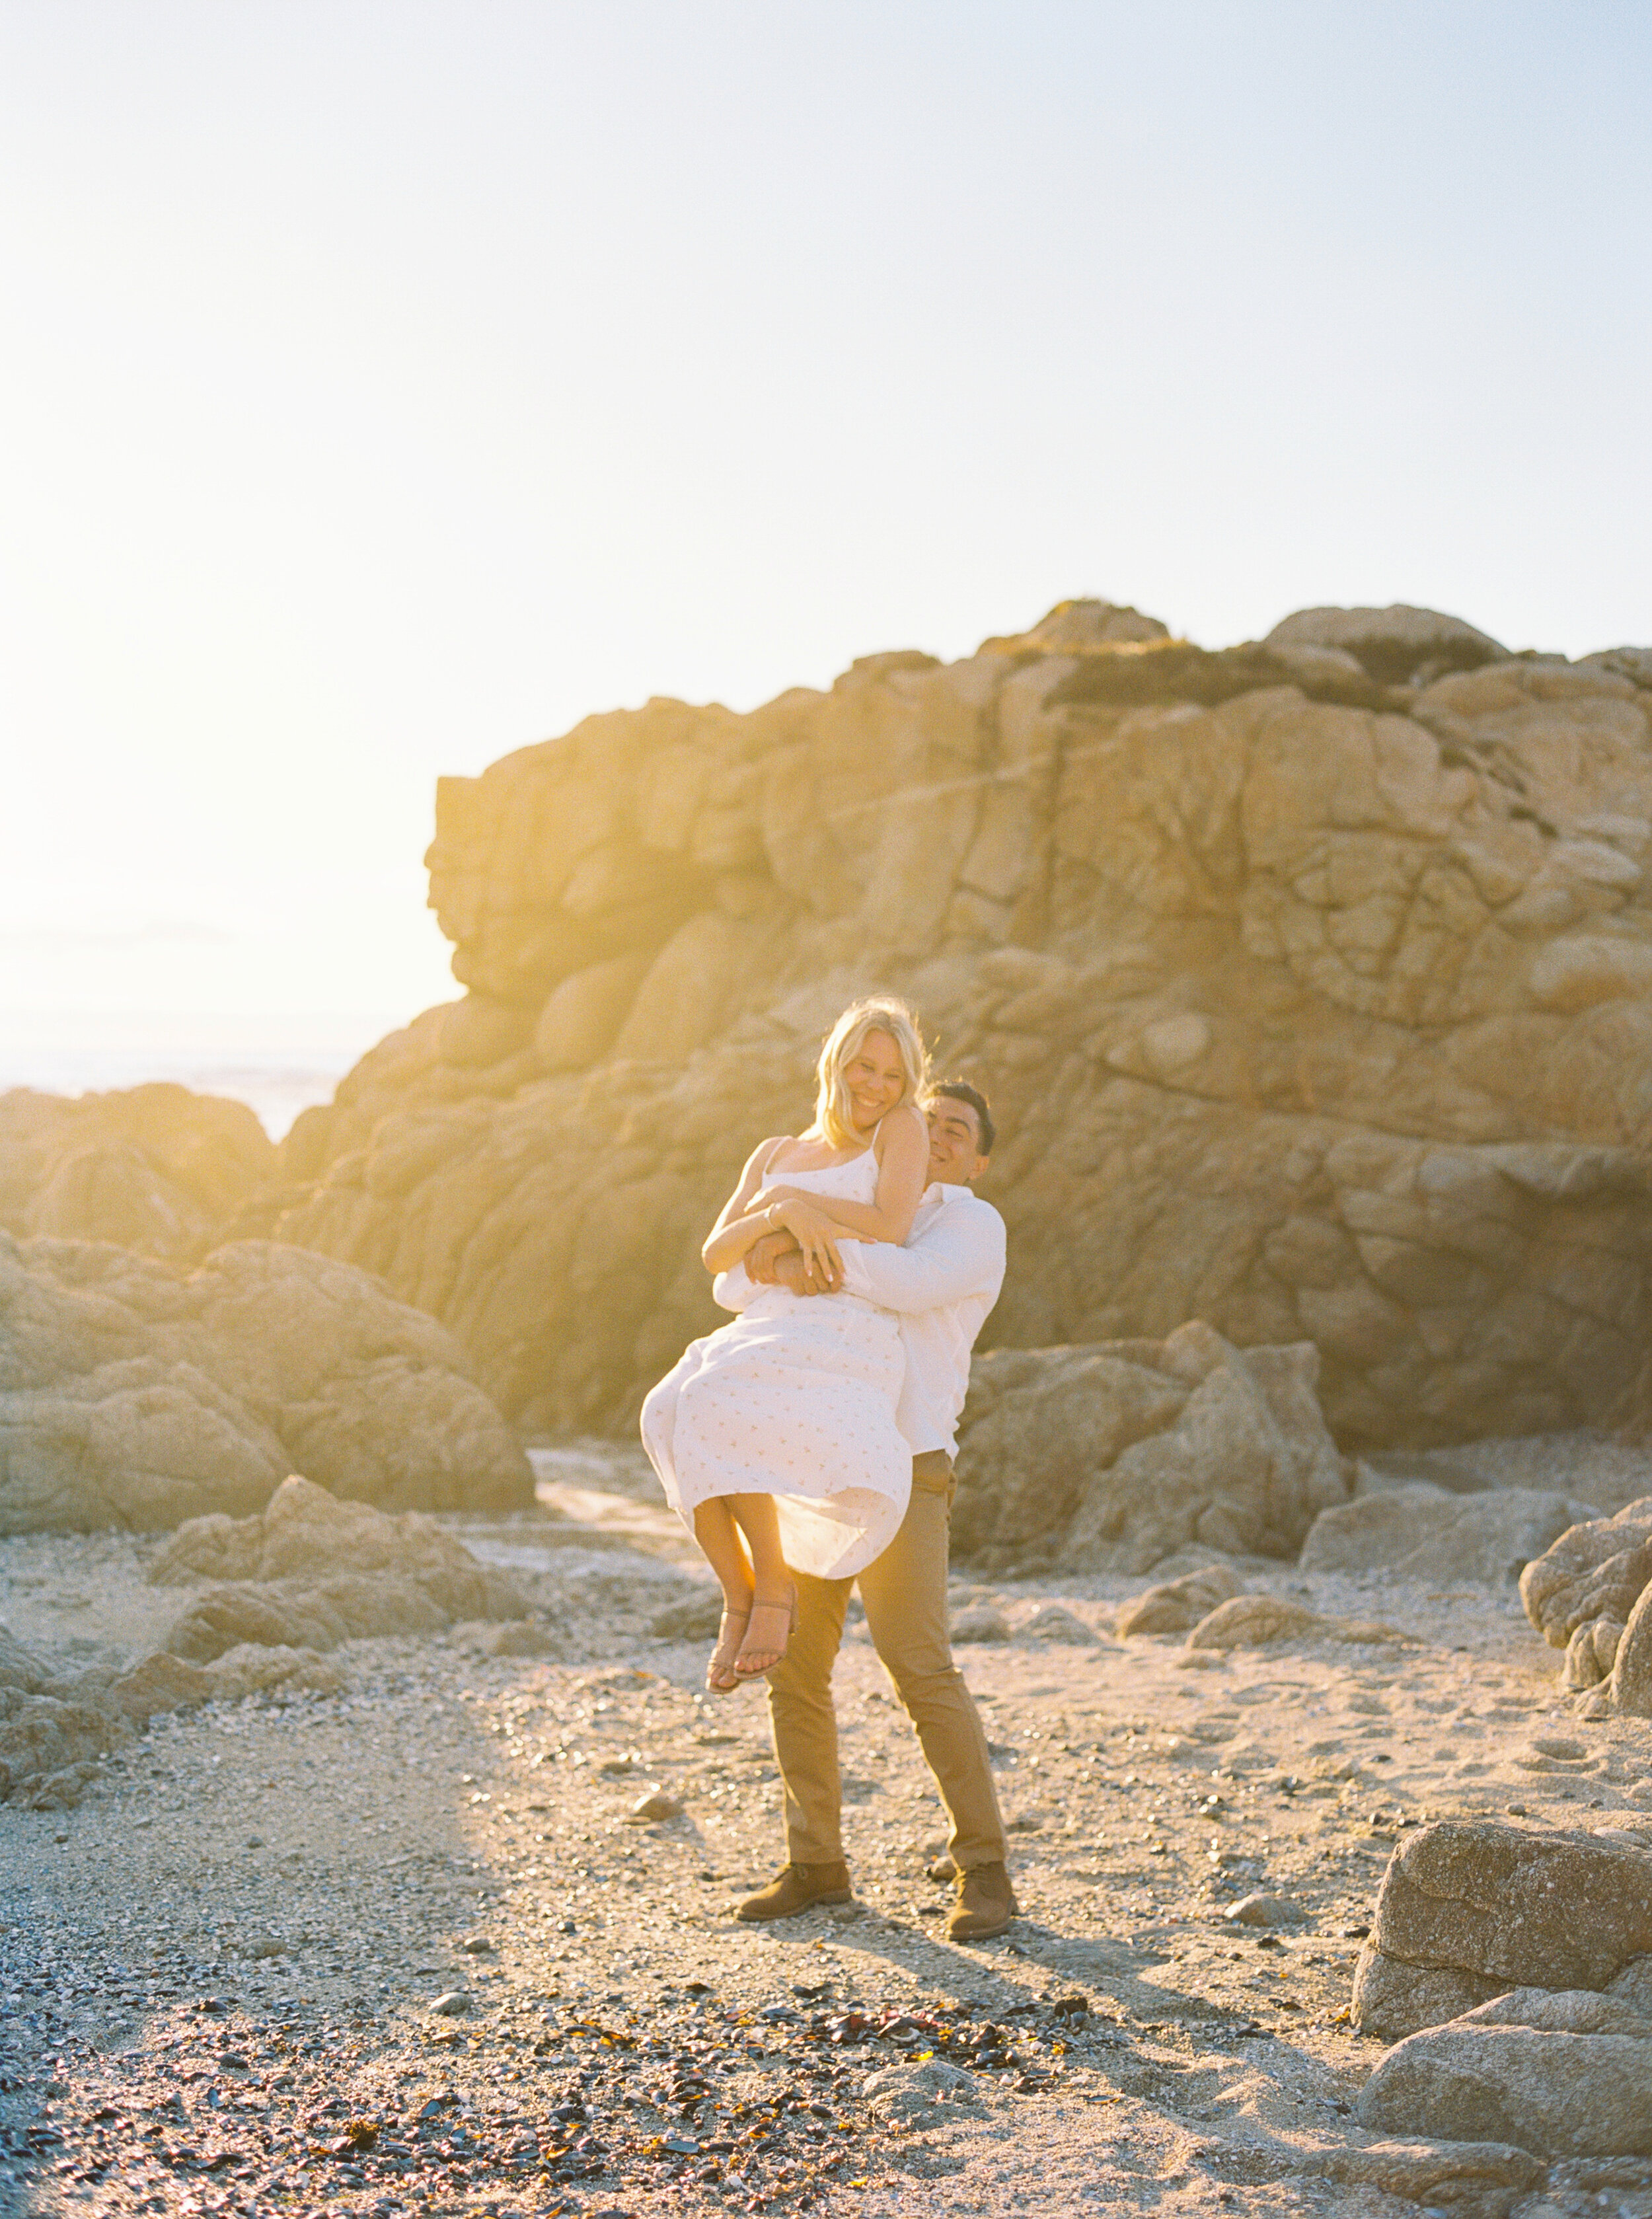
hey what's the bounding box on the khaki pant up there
[766,1450,1008,1872]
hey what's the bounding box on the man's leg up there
[737,1571,853,1921]
[856,1454,1011,1899]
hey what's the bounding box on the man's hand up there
[774,1250,825,1297]
[757,1197,845,1291]
[747,1229,799,1285]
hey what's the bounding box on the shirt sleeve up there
[837,1203,1006,1315]
[712,1265,757,1313]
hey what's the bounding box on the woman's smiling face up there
[843,1028,905,1131]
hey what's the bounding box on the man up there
[710,1081,1015,1943]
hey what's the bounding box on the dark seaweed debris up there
[0,1991,1082,2214]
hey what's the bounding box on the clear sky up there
[2,0,1649,1027]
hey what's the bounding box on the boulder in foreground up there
[1300,2136,1544,2216]
[0,1232,533,1532]
[1351,1819,1652,2039]
[1357,1979,1652,2157]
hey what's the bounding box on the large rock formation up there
[950,1320,1349,1573]
[0,1084,277,1258]
[0,1232,533,1533]
[221,598,1652,1447]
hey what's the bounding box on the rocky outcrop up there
[1,1481,535,1806]
[1301,2139,1545,2216]
[1351,1820,1652,2040]
[1302,1484,1596,1585]
[1520,1499,1652,1704]
[0,1619,340,1811]
[147,1474,531,1662]
[209,601,1652,1448]
[950,1321,1348,1575]
[0,1084,276,1258]
[1357,1978,1652,2158]
[0,1232,533,1533]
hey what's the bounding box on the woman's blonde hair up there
[813,997,929,1150]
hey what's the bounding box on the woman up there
[641,997,929,1691]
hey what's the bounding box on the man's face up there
[924,1096,989,1186]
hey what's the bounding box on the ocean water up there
[0,1012,405,1141]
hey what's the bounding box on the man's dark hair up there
[930,1080,995,1156]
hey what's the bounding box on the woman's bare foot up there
[706,1606,750,1694]
[735,1585,798,1679]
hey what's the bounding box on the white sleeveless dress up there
[640,1145,912,1581]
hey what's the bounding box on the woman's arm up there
[700,1137,792,1275]
[755,1102,928,1247]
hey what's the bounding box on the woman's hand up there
[766,1199,845,1291]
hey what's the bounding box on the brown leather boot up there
[735,1861,852,1922]
[946,1861,1018,1942]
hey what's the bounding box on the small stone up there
[1224,1892,1307,1929]
[625,1791,685,1824]
[108,1651,215,1721]
[1187,1595,1406,1650]
[862,2058,980,2117]
[950,1605,1010,1644]
[481,1620,555,1658]
[650,1594,726,1641]
[1014,1604,1098,1645]
[428,1991,470,2017]
[1117,1565,1243,1637]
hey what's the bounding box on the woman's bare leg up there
[693,1498,755,1612]
[729,1493,796,1676]
[693,1499,755,1693]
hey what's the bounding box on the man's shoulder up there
[926,1187,1005,1239]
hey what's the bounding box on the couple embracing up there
[641,998,1016,1943]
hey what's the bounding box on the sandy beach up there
[6,1447,1648,2219]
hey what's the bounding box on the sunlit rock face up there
[0,1084,277,1258]
[250,599,1652,1447]
[0,1234,534,1532]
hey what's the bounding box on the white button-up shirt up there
[713,1182,1006,1458]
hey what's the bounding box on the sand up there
[4,1447,1652,2219]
